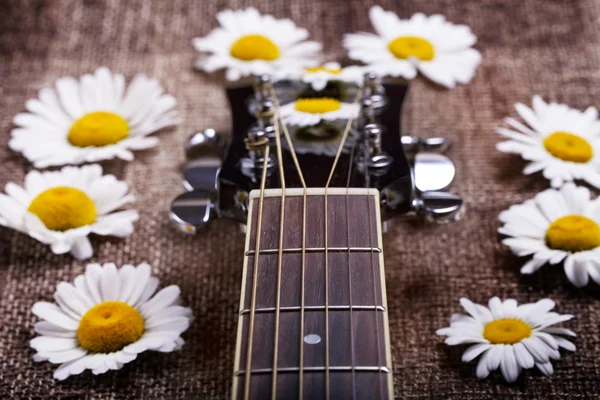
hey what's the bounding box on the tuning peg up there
[422,137,452,153]
[401,136,452,154]
[414,191,465,224]
[413,152,455,192]
[183,157,221,192]
[185,128,226,160]
[170,190,215,234]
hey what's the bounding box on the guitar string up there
[345,143,358,400]
[270,99,288,400]
[244,143,271,400]
[268,87,308,400]
[324,88,364,400]
[362,125,385,399]
[269,86,362,399]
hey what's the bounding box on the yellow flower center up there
[543,131,593,163]
[546,214,600,252]
[230,34,280,61]
[305,66,342,74]
[294,98,341,114]
[68,112,129,148]
[483,318,532,344]
[388,36,435,61]
[77,301,145,353]
[28,186,97,231]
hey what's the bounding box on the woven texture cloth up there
[2,0,600,398]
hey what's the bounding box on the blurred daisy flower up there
[500,183,600,287]
[497,96,600,189]
[30,263,192,380]
[10,67,179,168]
[279,97,359,126]
[344,6,481,88]
[0,165,138,260]
[278,62,365,91]
[193,7,321,81]
[437,297,575,382]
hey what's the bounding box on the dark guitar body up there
[218,82,413,224]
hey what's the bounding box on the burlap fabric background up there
[2,0,600,398]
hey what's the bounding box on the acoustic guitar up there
[170,73,463,399]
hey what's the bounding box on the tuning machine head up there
[170,128,227,234]
[170,189,216,234]
[401,135,453,155]
[413,191,464,224]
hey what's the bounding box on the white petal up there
[70,236,93,260]
[564,256,589,287]
[500,345,519,382]
[30,337,78,352]
[536,361,554,376]
[513,342,534,369]
[139,285,181,318]
[461,343,492,362]
[125,263,152,306]
[100,262,120,301]
[32,302,79,330]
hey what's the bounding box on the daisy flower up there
[193,7,322,81]
[278,62,365,91]
[496,96,600,189]
[343,6,481,88]
[285,122,355,157]
[279,97,359,126]
[499,183,600,287]
[9,67,179,168]
[30,262,192,380]
[0,164,138,260]
[437,297,576,383]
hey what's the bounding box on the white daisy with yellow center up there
[343,6,481,88]
[10,67,179,168]
[0,165,138,260]
[437,297,575,382]
[500,183,600,287]
[30,263,192,380]
[193,8,322,81]
[279,62,365,91]
[497,96,600,188]
[279,97,359,127]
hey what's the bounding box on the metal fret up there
[235,366,391,376]
[245,246,382,256]
[239,305,386,315]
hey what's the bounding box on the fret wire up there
[269,87,308,400]
[345,144,357,400]
[270,103,287,400]
[236,365,391,376]
[245,246,382,255]
[243,144,271,400]
[239,304,386,315]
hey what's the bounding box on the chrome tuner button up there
[183,157,221,192]
[170,190,214,234]
[401,136,452,154]
[185,128,226,160]
[417,191,465,224]
[422,137,452,153]
[414,152,456,192]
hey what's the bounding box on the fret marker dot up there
[304,334,321,345]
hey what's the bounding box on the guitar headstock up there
[170,73,463,233]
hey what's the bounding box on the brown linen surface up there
[2,0,600,398]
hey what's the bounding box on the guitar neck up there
[232,188,394,400]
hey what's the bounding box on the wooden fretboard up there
[232,188,393,400]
